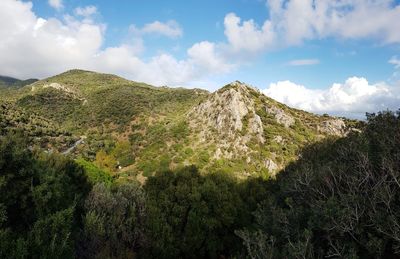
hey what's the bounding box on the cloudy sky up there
[1,0,400,118]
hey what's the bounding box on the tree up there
[0,131,91,258]
[79,182,147,259]
[238,110,400,258]
[144,166,245,258]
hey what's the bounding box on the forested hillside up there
[0,70,358,182]
[1,107,399,258]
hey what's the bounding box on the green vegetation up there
[238,110,400,258]
[75,158,114,186]
[0,101,76,150]
[79,182,146,258]
[144,166,245,258]
[0,70,348,177]
[2,70,399,258]
[15,69,207,133]
[0,75,37,89]
[0,132,91,258]
[1,110,400,258]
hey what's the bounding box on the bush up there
[0,131,91,258]
[144,166,245,258]
[238,110,400,258]
[79,182,147,259]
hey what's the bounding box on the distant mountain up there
[0,75,38,89]
[0,69,359,179]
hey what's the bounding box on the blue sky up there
[29,0,400,88]
[1,0,400,117]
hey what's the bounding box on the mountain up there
[0,69,357,179]
[11,69,208,132]
[0,75,38,89]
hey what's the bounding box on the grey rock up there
[264,159,278,172]
[266,106,295,128]
[318,119,346,136]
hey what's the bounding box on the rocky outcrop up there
[190,81,253,135]
[249,114,265,144]
[264,159,278,173]
[265,105,295,128]
[32,82,87,103]
[188,81,265,160]
[187,80,352,177]
[318,119,346,136]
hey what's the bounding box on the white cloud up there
[2,0,400,91]
[187,41,233,74]
[223,12,275,53]
[263,77,400,118]
[132,20,183,38]
[389,56,400,69]
[0,0,233,87]
[0,1,103,78]
[222,0,400,53]
[48,0,63,11]
[74,6,97,18]
[287,59,319,66]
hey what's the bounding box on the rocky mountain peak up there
[189,81,260,134]
[187,81,266,162]
[186,80,351,176]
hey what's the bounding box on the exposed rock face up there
[266,105,295,128]
[318,119,346,136]
[32,82,87,102]
[187,80,351,177]
[249,114,265,144]
[264,159,278,173]
[43,83,74,93]
[190,81,253,136]
[188,81,265,160]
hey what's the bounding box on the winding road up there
[62,136,86,155]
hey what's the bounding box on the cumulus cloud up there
[187,41,234,74]
[223,0,400,53]
[0,1,103,78]
[287,59,320,66]
[132,20,183,38]
[263,77,400,118]
[0,0,233,87]
[48,0,63,11]
[224,12,275,53]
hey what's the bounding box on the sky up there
[1,0,400,118]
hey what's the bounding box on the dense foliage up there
[78,182,146,258]
[0,101,76,150]
[0,75,37,89]
[144,166,246,258]
[238,110,400,258]
[1,102,400,258]
[0,132,90,258]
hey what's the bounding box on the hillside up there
[0,101,78,151]
[12,69,208,132]
[0,75,38,89]
[1,69,356,180]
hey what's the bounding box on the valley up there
[2,0,399,257]
[2,70,399,259]
[0,69,357,182]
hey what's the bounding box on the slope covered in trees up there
[0,76,37,89]
[1,110,399,258]
[1,70,359,181]
[238,110,400,258]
